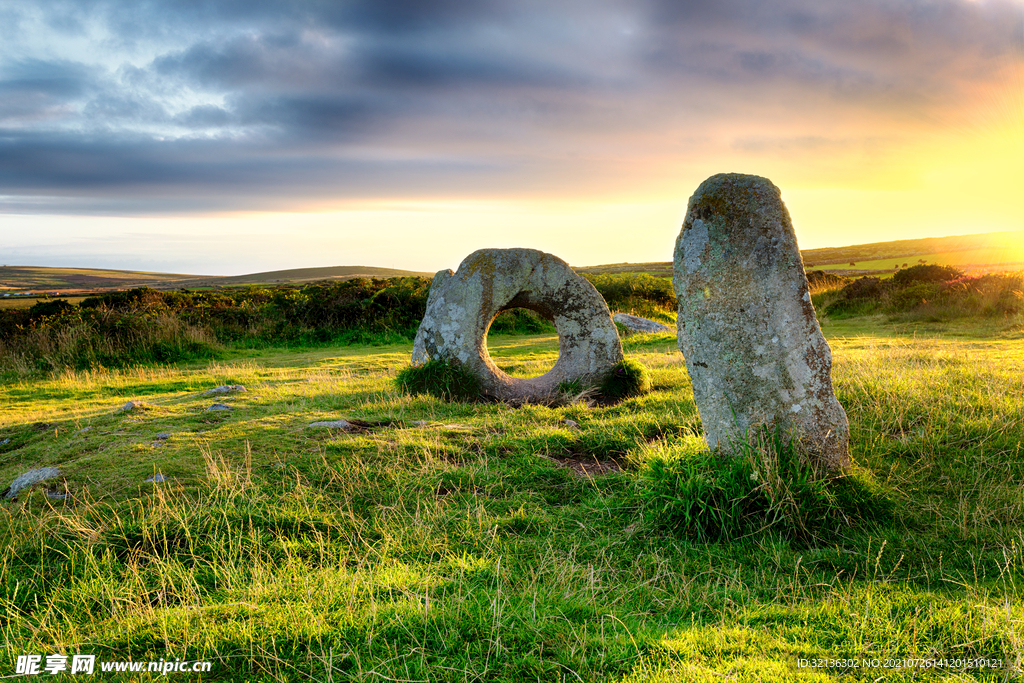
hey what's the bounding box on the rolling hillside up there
[0,264,434,296]
[3,230,1021,300]
[577,230,1024,277]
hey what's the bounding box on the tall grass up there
[2,328,1023,680]
[824,266,1024,322]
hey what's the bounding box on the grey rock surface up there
[155,432,171,440]
[308,420,354,430]
[4,467,62,499]
[673,173,850,470]
[117,400,145,413]
[412,248,623,403]
[201,385,247,396]
[145,473,169,483]
[613,312,672,334]
[207,404,234,411]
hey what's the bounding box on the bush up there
[395,360,482,401]
[641,430,895,544]
[891,263,964,287]
[804,270,848,291]
[487,309,556,335]
[820,266,1021,320]
[823,277,884,317]
[599,358,652,400]
[583,273,676,321]
[887,281,942,311]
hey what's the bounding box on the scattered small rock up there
[201,385,247,396]
[561,419,579,429]
[117,400,145,413]
[74,427,92,436]
[0,438,10,447]
[4,467,62,499]
[612,312,672,334]
[207,404,234,411]
[155,432,171,440]
[46,491,69,500]
[308,420,353,430]
[410,420,428,427]
[145,473,169,483]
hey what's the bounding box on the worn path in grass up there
[1,325,1023,682]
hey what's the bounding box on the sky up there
[1,0,1023,275]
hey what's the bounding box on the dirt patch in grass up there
[544,453,624,477]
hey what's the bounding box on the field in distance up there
[3,230,1021,301]
[577,229,1024,277]
[0,264,435,298]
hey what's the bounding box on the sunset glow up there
[1,0,1022,274]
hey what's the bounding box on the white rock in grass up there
[145,473,169,483]
[201,385,247,396]
[612,313,671,334]
[4,467,61,499]
[117,400,145,413]
[308,420,354,430]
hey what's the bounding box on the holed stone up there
[412,248,622,403]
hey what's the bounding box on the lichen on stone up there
[410,248,625,404]
[673,173,851,471]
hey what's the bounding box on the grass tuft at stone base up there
[640,429,896,544]
[599,358,652,400]
[395,360,482,401]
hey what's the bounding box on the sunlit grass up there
[1,326,1023,681]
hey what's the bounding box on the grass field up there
[2,315,1023,681]
[811,246,1024,274]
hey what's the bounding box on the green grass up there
[1,324,1023,681]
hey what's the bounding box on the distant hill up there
[577,230,1024,278]
[800,230,1024,274]
[3,230,1021,299]
[0,265,434,295]
[0,266,204,294]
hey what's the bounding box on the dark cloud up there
[0,127,518,213]
[0,58,96,122]
[641,0,1023,99]
[0,0,1021,213]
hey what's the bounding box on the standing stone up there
[412,248,623,403]
[673,173,850,470]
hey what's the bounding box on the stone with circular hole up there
[411,248,623,403]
